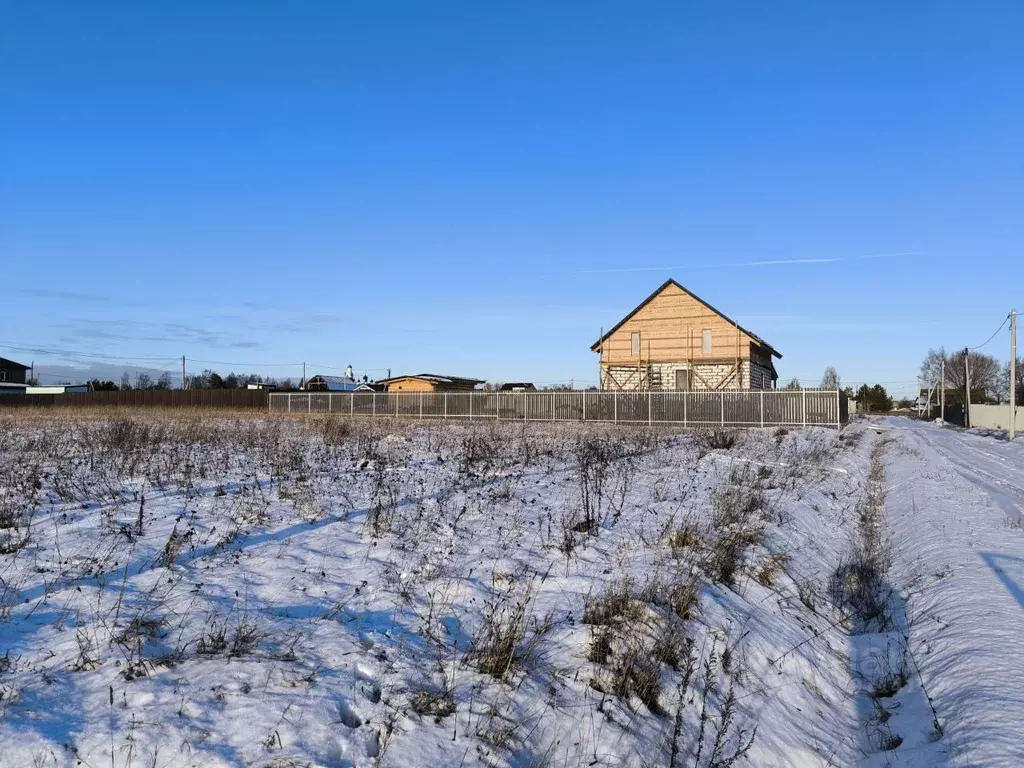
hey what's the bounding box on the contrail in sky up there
[573,251,923,274]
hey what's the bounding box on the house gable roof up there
[306,374,362,391]
[375,373,485,386]
[589,278,781,359]
[0,357,30,370]
[499,382,536,391]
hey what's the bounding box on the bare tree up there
[820,367,840,389]
[920,348,1002,404]
[1000,357,1023,404]
[919,347,946,390]
[784,377,801,390]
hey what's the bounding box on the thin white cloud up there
[573,252,922,274]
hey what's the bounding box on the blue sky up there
[2,2,1021,394]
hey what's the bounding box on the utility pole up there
[1011,309,1017,440]
[181,355,186,390]
[940,357,945,424]
[964,347,971,429]
[301,362,306,390]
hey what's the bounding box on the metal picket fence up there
[269,389,847,429]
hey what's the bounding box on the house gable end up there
[590,279,781,359]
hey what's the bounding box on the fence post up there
[760,390,764,429]
[614,391,618,424]
[836,389,841,430]
[288,393,292,413]
[351,392,354,416]
[583,391,587,422]
[802,388,807,428]
[372,394,376,418]
[683,391,688,428]
[469,392,473,420]
[419,392,423,420]
[648,391,652,426]
[551,392,555,422]
[720,391,724,427]
[396,393,399,418]
[444,393,448,420]
[308,393,311,414]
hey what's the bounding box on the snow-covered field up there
[0,410,1021,767]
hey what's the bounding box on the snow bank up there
[0,413,910,767]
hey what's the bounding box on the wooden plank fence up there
[269,390,847,428]
[0,389,269,409]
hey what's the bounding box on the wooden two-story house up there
[591,279,781,391]
[0,357,29,385]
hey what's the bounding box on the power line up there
[969,314,1011,351]
[784,376,920,385]
[35,359,180,375]
[34,366,175,380]
[186,358,303,368]
[33,358,182,386]
[306,362,391,372]
[0,342,173,361]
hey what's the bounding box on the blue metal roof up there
[307,375,361,391]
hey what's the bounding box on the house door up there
[675,369,690,391]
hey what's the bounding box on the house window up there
[0,371,7,382]
[630,332,640,357]
[701,329,712,355]
[675,369,690,391]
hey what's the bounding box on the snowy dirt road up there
[879,418,1024,767]
[917,422,1024,524]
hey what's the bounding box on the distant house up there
[246,382,276,390]
[591,279,781,391]
[0,357,30,385]
[305,375,362,392]
[26,384,89,394]
[354,382,384,392]
[0,382,28,396]
[499,382,536,392]
[376,373,484,393]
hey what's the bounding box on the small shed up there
[26,384,89,394]
[376,373,484,393]
[0,382,27,396]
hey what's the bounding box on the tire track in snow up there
[925,429,1024,523]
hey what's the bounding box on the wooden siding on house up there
[384,377,438,393]
[596,282,761,364]
[382,377,479,393]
